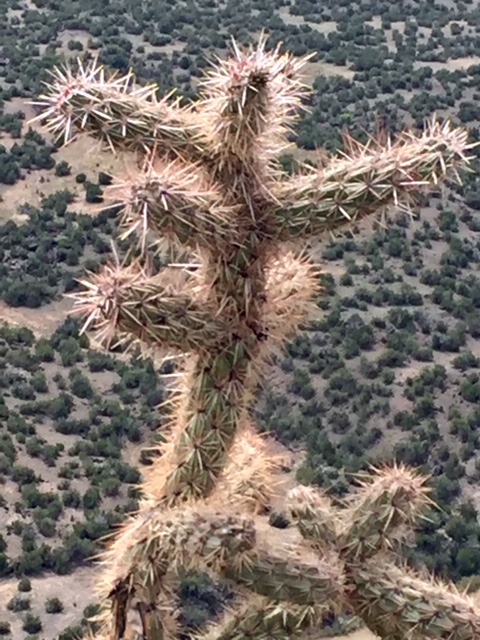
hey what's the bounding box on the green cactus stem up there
[273,119,472,241]
[286,485,339,548]
[29,60,207,162]
[106,156,234,252]
[350,559,480,640]
[199,36,309,162]
[337,464,433,561]
[95,508,255,640]
[76,260,229,355]
[196,598,325,640]
[213,425,284,514]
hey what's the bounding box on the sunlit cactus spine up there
[31,36,480,640]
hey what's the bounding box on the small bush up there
[45,597,64,614]
[18,576,32,592]
[7,595,30,612]
[22,613,42,634]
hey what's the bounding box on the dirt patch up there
[304,61,355,83]
[0,297,72,337]
[0,98,132,221]
[413,56,480,71]
[277,7,337,34]
[0,568,97,639]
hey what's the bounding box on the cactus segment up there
[224,543,345,606]
[287,485,339,548]
[196,597,325,640]
[350,559,480,640]
[73,260,226,354]
[199,34,310,160]
[104,157,234,253]
[338,464,433,560]
[273,119,473,240]
[29,59,207,160]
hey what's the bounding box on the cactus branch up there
[350,559,480,640]
[197,597,325,640]
[28,59,207,160]
[73,260,224,354]
[213,425,284,514]
[105,156,234,253]
[200,34,310,161]
[287,485,339,549]
[263,250,321,348]
[338,464,433,560]
[273,119,473,241]
[225,542,344,606]
[95,508,257,638]
[289,466,432,560]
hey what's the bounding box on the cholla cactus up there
[31,37,480,640]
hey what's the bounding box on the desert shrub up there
[45,597,64,613]
[18,576,32,592]
[7,595,30,612]
[22,613,42,634]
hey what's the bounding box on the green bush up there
[22,613,42,634]
[18,576,32,592]
[45,597,64,614]
[58,624,84,640]
[7,595,30,612]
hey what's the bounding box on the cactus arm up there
[262,251,321,356]
[224,536,345,607]
[28,60,207,161]
[225,555,342,607]
[337,464,433,561]
[73,261,225,355]
[272,120,472,241]
[288,468,431,561]
[213,425,284,514]
[200,35,309,162]
[95,509,257,640]
[350,559,480,640]
[106,158,234,252]
[196,597,325,640]
[286,485,339,549]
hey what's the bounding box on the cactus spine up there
[31,38,480,640]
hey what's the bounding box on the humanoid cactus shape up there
[31,37,480,640]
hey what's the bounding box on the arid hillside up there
[2,0,480,637]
